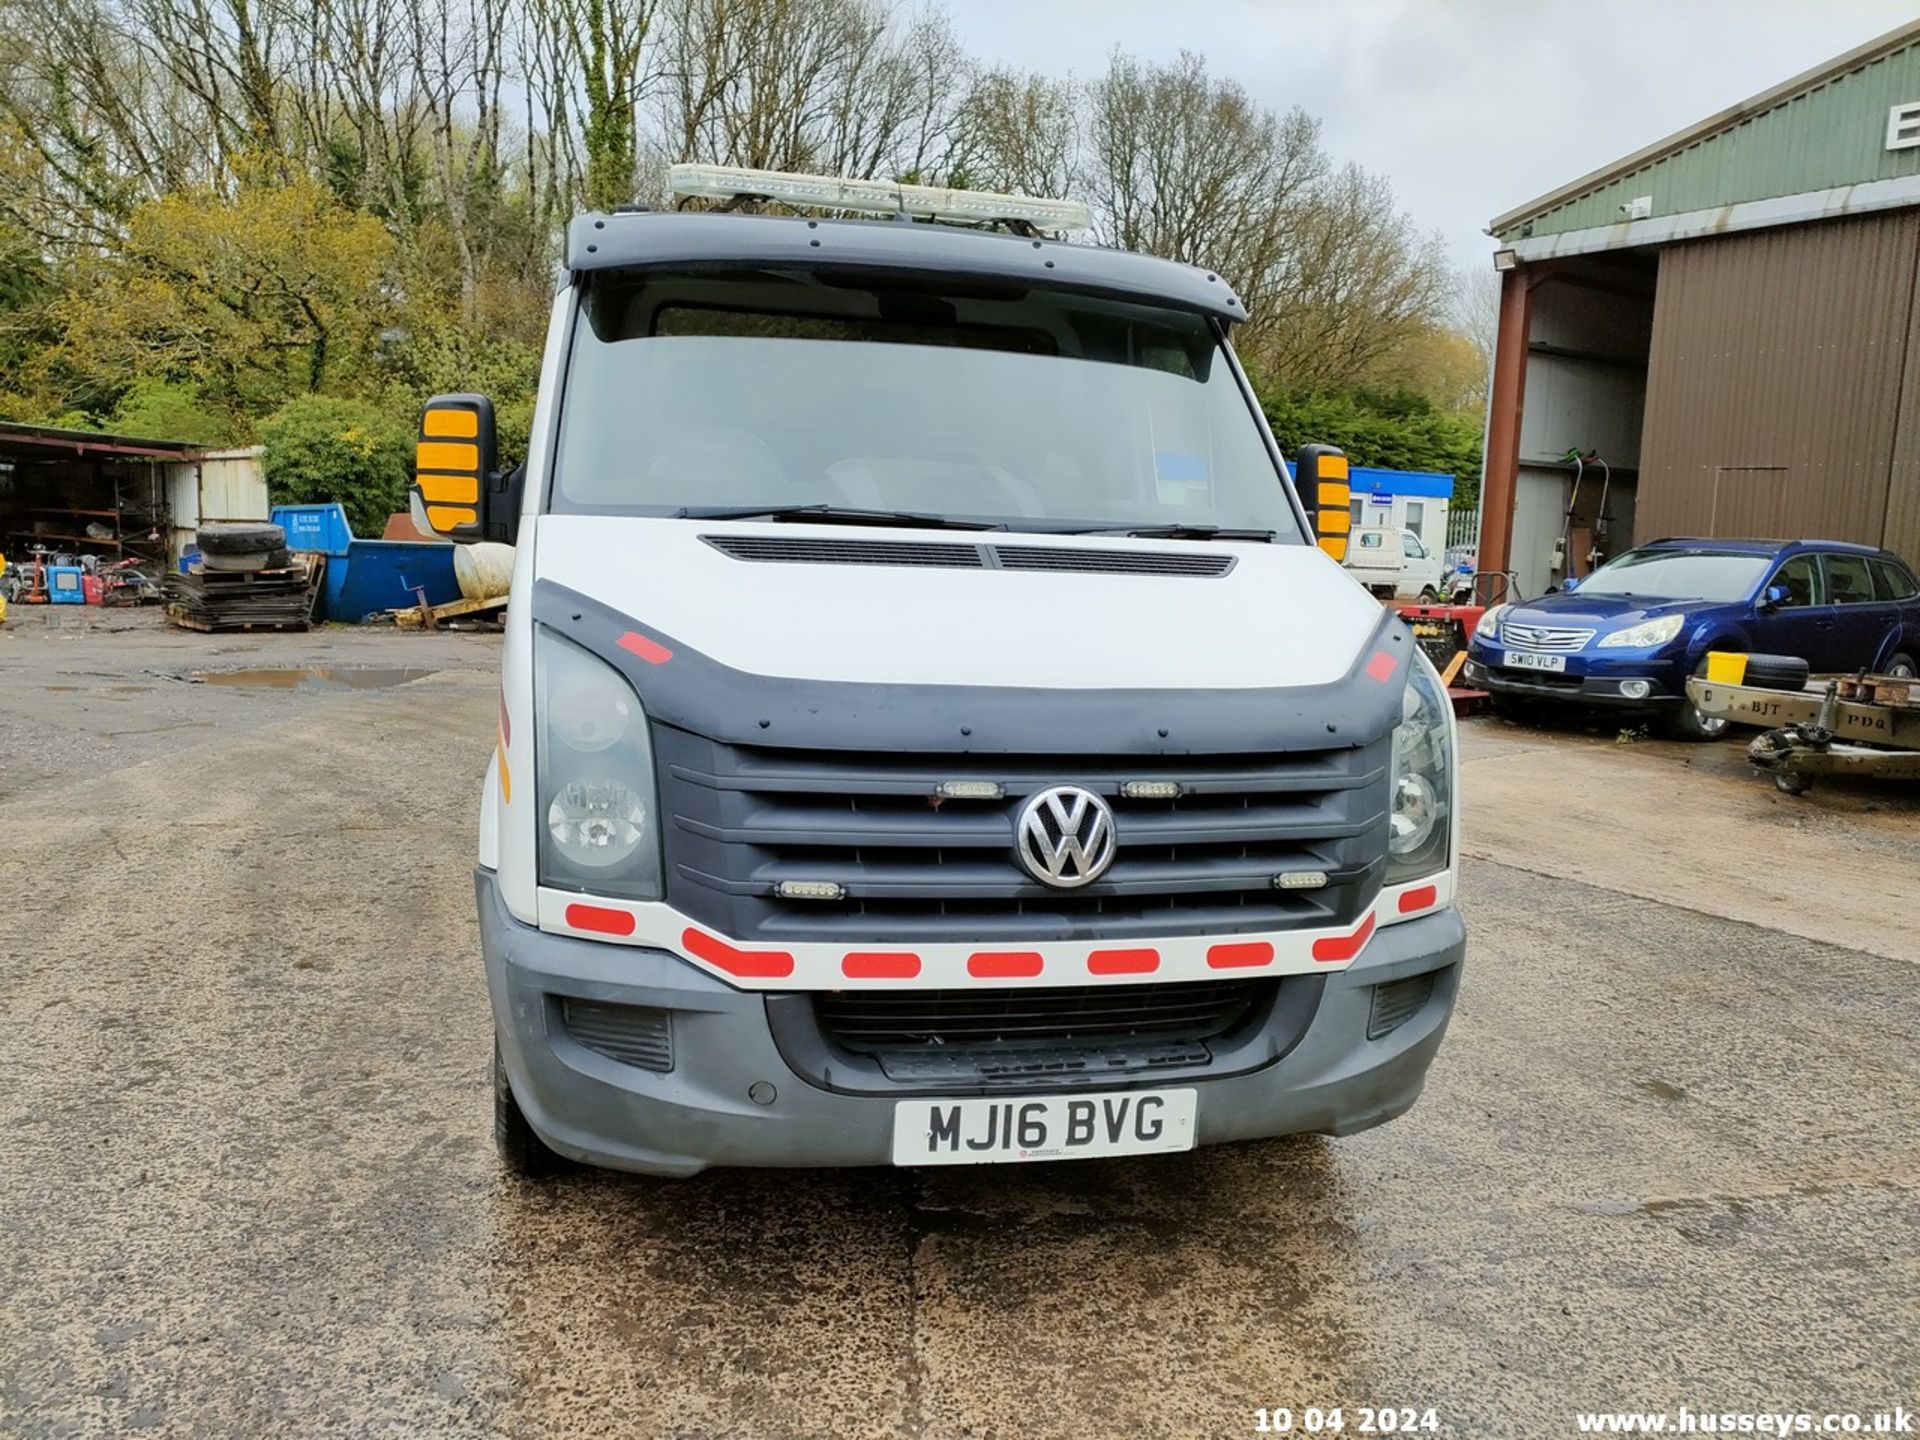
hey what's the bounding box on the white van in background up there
[1347,526,1445,600]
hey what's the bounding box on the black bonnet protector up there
[534,578,1413,756]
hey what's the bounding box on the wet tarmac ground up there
[1,614,1916,1437]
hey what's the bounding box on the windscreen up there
[1578,548,1770,603]
[550,269,1306,539]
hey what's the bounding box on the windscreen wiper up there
[1061,523,1278,542]
[675,503,1005,531]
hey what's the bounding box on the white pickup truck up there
[1346,525,1445,600]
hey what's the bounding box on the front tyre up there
[494,1037,571,1180]
[1664,700,1730,742]
[1885,652,1916,679]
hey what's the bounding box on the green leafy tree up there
[258,394,413,538]
[107,378,233,445]
[1260,384,1483,508]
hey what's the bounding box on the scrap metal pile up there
[165,522,325,633]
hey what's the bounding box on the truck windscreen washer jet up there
[413,165,1467,1178]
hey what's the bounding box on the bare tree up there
[651,0,965,184]
[1083,51,1323,318]
[949,65,1076,197]
[1448,261,1501,405]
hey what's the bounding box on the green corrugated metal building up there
[1480,19,1920,596]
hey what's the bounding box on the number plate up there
[892,1089,1197,1166]
[1503,649,1566,672]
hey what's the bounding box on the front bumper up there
[478,869,1466,1176]
[1464,649,1682,706]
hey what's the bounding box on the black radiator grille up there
[814,978,1264,1051]
[656,731,1388,944]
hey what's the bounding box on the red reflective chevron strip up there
[566,903,634,936]
[1397,885,1439,914]
[617,631,673,665]
[968,952,1044,979]
[682,927,793,978]
[1312,912,1377,963]
[1087,948,1160,975]
[1206,941,1275,970]
[843,951,921,980]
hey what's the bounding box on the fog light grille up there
[562,998,674,1072]
[1367,972,1436,1040]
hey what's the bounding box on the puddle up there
[190,667,435,693]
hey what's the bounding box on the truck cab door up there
[1400,530,1438,597]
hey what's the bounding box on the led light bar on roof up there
[667,163,1094,235]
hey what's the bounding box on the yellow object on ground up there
[0,592,9,624]
[1704,651,1748,685]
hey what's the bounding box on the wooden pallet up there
[165,605,311,634]
[1834,673,1920,710]
[388,593,508,630]
[164,555,324,633]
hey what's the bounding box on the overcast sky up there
[945,0,1914,270]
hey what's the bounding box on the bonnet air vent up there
[702,535,986,568]
[701,534,1236,576]
[992,545,1235,577]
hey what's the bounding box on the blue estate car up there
[1464,538,1920,739]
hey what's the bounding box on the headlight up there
[536,628,662,899]
[1474,603,1509,641]
[1386,653,1452,885]
[1598,613,1685,648]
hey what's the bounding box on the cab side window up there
[1402,532,1427,559]
[1768,555,1821,607]
[1358,531,1384,549]
[1870,558,1919,601]
[1824,554,1875,605]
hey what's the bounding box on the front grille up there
[656,732,1387,944]
[816,978,1262,1048]
[992,545,1233,577]
[702,535,985,568]
[813,979,1267,1085]
[1499,623,1593,652]
[561,998,674,1071]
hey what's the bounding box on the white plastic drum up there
[453,542,515,602]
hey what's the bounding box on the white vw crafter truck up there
[411,165,1464,1178]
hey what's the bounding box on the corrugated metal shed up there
[1636,212,1920,553]
[1494,21,1920,243]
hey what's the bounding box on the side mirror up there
[1293,443,1350,562]
[411,394,499,543]
[1561,576,1580,592]
[1759,584,1789,610]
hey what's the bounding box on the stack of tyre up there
[194,522,291,572]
